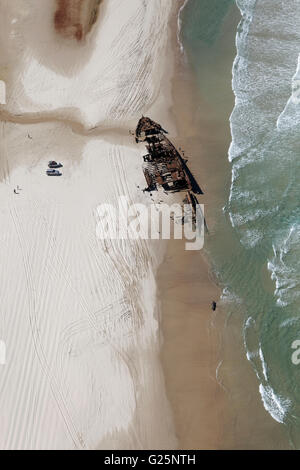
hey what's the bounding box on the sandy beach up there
[157,7,230,449]
[0,0,289,451]
[0,0,179,450]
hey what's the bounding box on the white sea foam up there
[259,384,291,424]
[229,0,300,427]
[259,346,268,381]
[277,53,300,131]
[220,287,243,305]
[279,317,299,329]
[229,207,276,228]
[245,316,255,328]
[229,0,257,163]
[177,0,189,55]
[268,224,300,307]
[246,350,258,362]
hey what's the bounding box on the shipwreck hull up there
[136,117,203,195]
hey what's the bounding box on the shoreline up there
[0,0,292,450]
[158,2,292,450]
[156,4,227,450]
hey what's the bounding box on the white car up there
[46,169,62,176]
[48,161,63,169]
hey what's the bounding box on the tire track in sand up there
[10,206,87,449]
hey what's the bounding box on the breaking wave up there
[228,0,300,440]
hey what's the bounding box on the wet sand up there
[158,239,224,449]
[157,8,228,449]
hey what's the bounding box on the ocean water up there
[181,0,233,46]
[181,0,300,447]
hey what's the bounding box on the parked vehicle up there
[46,169,62,176]
[48,161,63,169]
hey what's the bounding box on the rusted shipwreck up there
[135,117,203,196]
[135,116,206,230]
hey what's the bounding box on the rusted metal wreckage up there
[136,117,203,195]
[135,116,205,228]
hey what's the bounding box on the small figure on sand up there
[13,185,22,195]
[211,301,217,312]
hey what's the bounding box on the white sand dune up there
[0,0,173,128]
[0,0,178,450]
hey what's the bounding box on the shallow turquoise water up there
[181,0,300,448]
[182,0,233,46]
